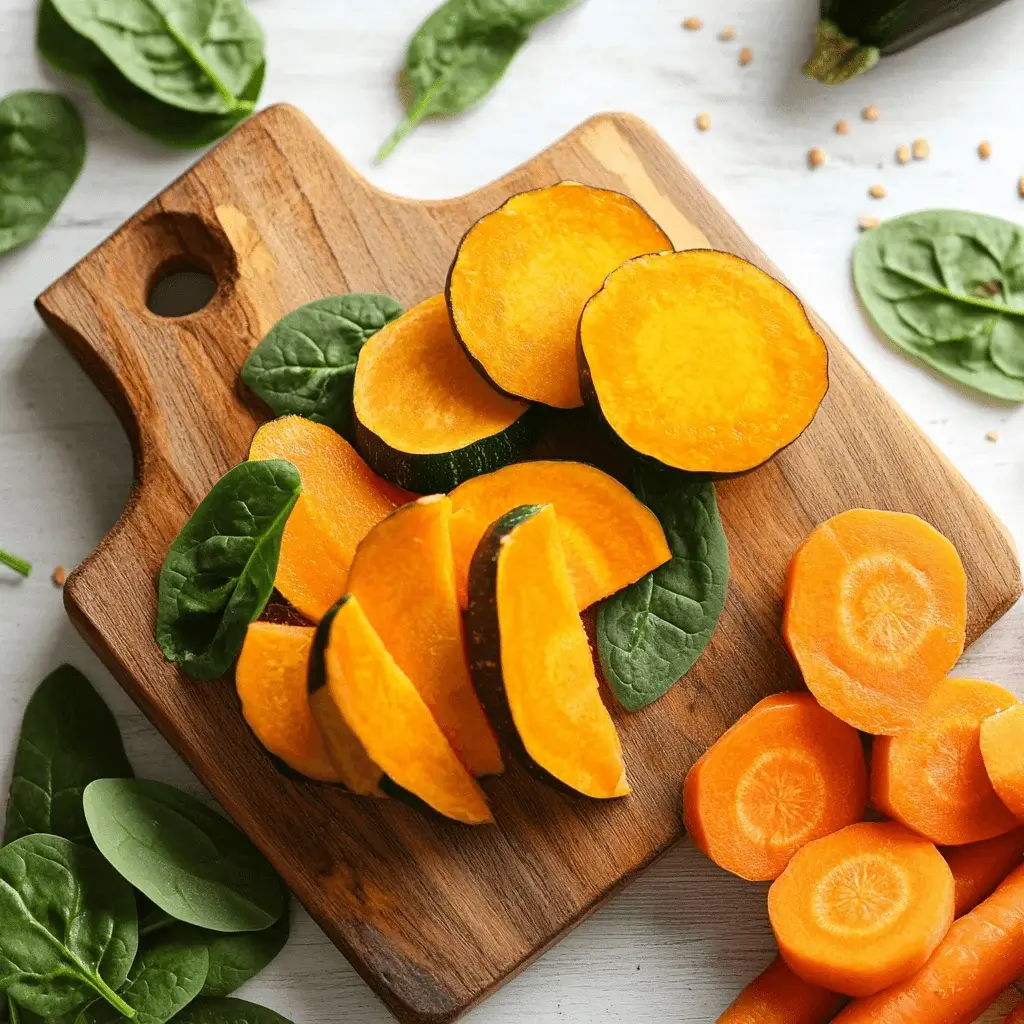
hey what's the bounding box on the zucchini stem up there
[803,20,880,85]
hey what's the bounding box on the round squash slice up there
[353,294,539,492]
[447,183,671,409]
[578,250,830,474]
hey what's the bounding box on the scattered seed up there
[808,147,826,169]
[979,140,992,160]
[683,16,703,30]
[738,46,753,66]
[1018,175,1024,198]
[862,105,881,122]
[696,112,711,132]
[835,119,850,135]
[51,565,67,588]
[977,280,1002,296]
[986,430,1000,443]
[858,216,881,231]
[718,25,736,41]
[912,138,930,160]
[868,184,887,199]
[896,144,911,165]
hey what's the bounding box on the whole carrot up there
[942,827,1024,917]
[717,955,844,1023]
[832,864,1024,1023]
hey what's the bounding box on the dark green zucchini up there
[804,0,1011,84]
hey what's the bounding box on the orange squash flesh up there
[347,496,502,778]
[448,460,670,610]
[872,677,1020,846]
[980,703,1024,821]
[466,504,629,799]
[784,509,967,735]
[322,595,492,824]
[249,416,411,622]
[447,183,671,409]
[235,622,343,783]
[578,250,830,474]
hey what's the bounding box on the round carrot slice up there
[784,509,967,735]
[683,692,868,881]
[872,677,1019,846]
[981,703,1024,821]
[768,820,954,997]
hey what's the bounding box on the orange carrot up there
[942,827,1024,917]
[768,821,954,997]
[784,509,967,735]
[1005,1004,1024,1023]
[831,863,1024,1023]
[981,703,1024,821]
[872,677,1019,846]
[716,955,845,1024]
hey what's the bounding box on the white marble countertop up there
[3,0,1024,1020]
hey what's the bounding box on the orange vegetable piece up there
[872,677,1019,846]
[448,460,669,610]
[942,827,1024,917]
[249,416,410,622]
[768,821,955,997]
[784,509,967,735]
[347,495,502,778]
[832,863,1024,1023]
[981,703,1024,820]
[717,955,844,1024]
[684,692,868,881]
[235,622,342,783]
[1005,1005,1024,1024]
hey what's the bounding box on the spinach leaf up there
[4,665,133,847]
[199,912,289,998]
[48,0,264,116]
[38,2,263,150]
[378,0,583,161]
[0,91,85,255]
[241,295,403,440]
[0,835,137,1019]
[83,780,287,934]
[598,464,729,711]
[171,998,293,1024]
[156,459,301,680]
[0,549,31,577]
[854,209,1024,401]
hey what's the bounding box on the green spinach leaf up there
[0,91,85,255]
[198,912,289,998]
[156,459,301,680]
[854,209,1024,401]
[4,665,133,847]
[598,464,729,711]
[38,2,263,150]
[0,835,137,1018]
[241,295,403,440]
[0,549,31,577]
[48,0,264,116]
[83,780,286,934]
[171,998,293,1024]
[378,0,583,161]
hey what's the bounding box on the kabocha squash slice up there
[578,250,830,475]
[466,504,629,799]
[235,622,343,783]
[448,460,670,610]
[312,596,493,824]
[447,182,671,409]
[353,294,541,492]
[347,495,503,777]
[249,416,411,622]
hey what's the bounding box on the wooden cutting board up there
[37,106,1022,1024]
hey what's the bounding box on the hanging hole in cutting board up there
[147,264,218,318]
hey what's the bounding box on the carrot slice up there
[872,677,1019,846]
[942,827,1024,917]
[981,703,1024,820]
[831,863,1024,1023]
[784,509,968,735]
[768,820,954,997]
[717,955,844,1024]
[684,692,867,881]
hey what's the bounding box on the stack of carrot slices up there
[696,507,1024,1023]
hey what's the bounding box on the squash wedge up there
[466,504,629,799]
[249,416,411,622]
[353,294,541,492]
[448,460,670,610]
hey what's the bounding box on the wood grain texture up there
[34,107,1022,1024]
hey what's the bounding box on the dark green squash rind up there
[305,599,352,794]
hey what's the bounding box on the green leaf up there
[38,2,262,150]
[0,91,85,255]
[597,465,729,711]
[156,459,301,680]
[378,0,583,161]
[4,665,133,847]
[241,295,404,440]
[83,779,287,934]
[854,209,1024,401]
[198,912,289,998]
[48,0,264,116]
[0,835,137,1018]
[170,998,293,1024]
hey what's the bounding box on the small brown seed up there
[912,138,930,160]
[858,216,881,231]
[896,144,911,165]
[738,47,753,66]
[695,112,711,132]
[51,566,67,588]
[808,147,826,169]
[868,184,887,199]
[862,105,881,122]
[683,16,703,30]
[835,119,850,135]
[1018,175,1024,198]
[979,140,992,160]
[986,430,1000,443]
[718,26,736,41]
